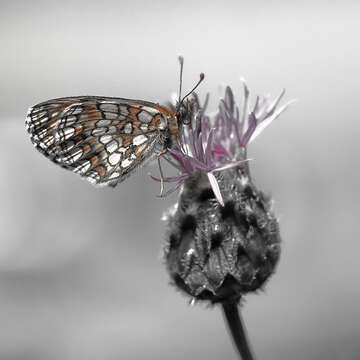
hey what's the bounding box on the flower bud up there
[163,168,280,304]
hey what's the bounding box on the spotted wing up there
[26,96,170,186]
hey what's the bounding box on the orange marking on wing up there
[153,104,173,116]
[150,117,158,128]
[135,144,147,156]
[47,101,81,133]
[96,166,106,177]
[75,125,83,133]
[90,156,98,165]
[84,105,101,119]
[132,121,140,131]
[83,120,96,129]
[38,129,47,138]
[56,101,80,117]
[83,144,91,153]
[123,135,132,147]
[129,107,141,121]
[73,135,83,145]
[125,148,132,157]
[116,120,127,131]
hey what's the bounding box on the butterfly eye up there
[178,107,191,126]
[183,115,191,126]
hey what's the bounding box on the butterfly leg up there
[157,149,168,196]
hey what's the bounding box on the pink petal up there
[262,88,286,120]
[213,143,229,156]
[224,86,234,113]
[240,79,250,137]
[168,148,186,163]
[239,112,257,147]
[185,156,209,171]
[233,106,242,147]
[212,159,250,172]
[205,128,216,165]
[207,172,224,207]
[249,99,295,143]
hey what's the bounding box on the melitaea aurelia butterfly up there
[25,59,204,187]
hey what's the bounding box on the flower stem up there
[222,302,255,360]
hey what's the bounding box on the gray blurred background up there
[1,0,359,359]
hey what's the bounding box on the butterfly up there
[25,59,204,187]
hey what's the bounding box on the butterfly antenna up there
[179,72,205,107]
[178,56,184,104]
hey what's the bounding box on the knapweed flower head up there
[213,81,290,164]
[158,82,292,304]
[152,103,248,206]
[152,82,292,207]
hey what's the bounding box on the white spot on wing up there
[141,106,159,114]
[104,112,118,120]
[67,106,82,115]
[97,119,111,127]
[62,148,83,164]
[106,140,118,153]
[64,115,77,125]
[121,158,133,168]
[55,127,74,142]
[136,143,147,154]
[138,111,154,123]
[92,128,106,136]
[158,118,167,130]
[100,135,112,144]
[38,129,47,139]
[124,123,132,134]
[109,172,119,179]
[107,126,117,134]
[75,161,91,174]
[133,134,147,146]
[119,105,129,115]
[109,153,121,166]
[63,127,75,137]
[100,103,118,112]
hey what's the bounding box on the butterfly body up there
[26,96,182,186]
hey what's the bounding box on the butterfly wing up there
[26,96,172,186]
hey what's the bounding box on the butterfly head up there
[175,57,205,127]
[175,98,192,126]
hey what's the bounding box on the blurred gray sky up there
[0,1,359,359]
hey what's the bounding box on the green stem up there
[222,302,255,360]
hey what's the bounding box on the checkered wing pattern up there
[26,96,170,186]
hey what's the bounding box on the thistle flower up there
[152,82,292,206]
[151,106,248,206]
[157,82,292,360]
[159,83,290,302]
[213,81,291,164]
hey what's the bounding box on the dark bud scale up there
[164,166,281,304]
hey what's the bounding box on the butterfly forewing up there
[26,96,172,186]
